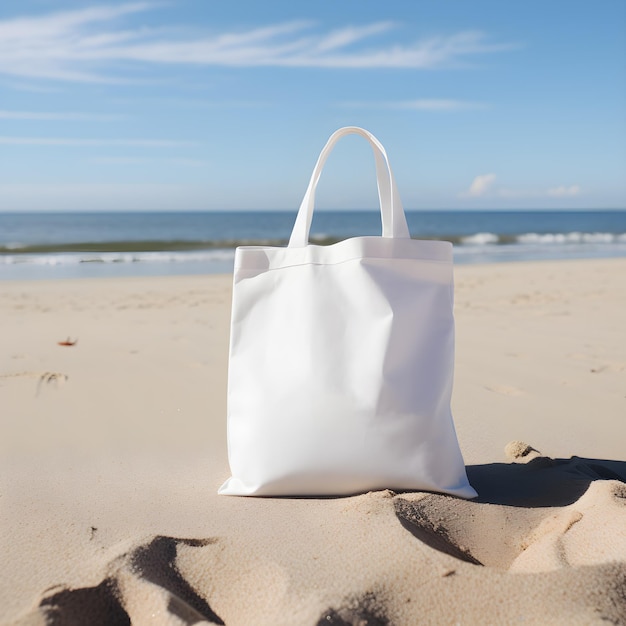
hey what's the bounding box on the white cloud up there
[0,4,517,82]
[340,99,486,111]
[547,184,581,197]
[0,136,194,147]
[461,173,497,197]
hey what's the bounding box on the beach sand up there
[1,258,625,625]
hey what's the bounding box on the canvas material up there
[219,127,476,499]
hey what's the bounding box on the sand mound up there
[11,444,626,626]
[397,444,626,574]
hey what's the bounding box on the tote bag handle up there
[288,127,411,247]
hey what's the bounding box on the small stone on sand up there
[505,441,541,462]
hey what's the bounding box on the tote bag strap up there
[288,127,411,247]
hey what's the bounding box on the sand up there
[1,258,625,625]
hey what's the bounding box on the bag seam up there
[235,255,451,274]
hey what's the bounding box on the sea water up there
[0,210,625,280]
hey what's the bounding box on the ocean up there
[1,210,625,280]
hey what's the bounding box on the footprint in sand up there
[27,536,224,626]
[30,534,392,626]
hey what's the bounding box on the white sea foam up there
[460,232,499,245]
[0,249,236,266]
[516,232,621,245]
[2,231,626,280]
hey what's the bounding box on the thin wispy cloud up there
[340,99,487,111]
[0,3,153,82]
[547,184,581,198]
[1,81,61,93]
[92,156,209,167]
[111,97,272,109]
[460,175,583,199]
[0,136,194,147]
[0,110,122,121]
[0,3,517,83]
[500,184,583,199]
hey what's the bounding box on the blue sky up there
[0,0,624,212]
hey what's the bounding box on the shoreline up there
[1,252,626,283]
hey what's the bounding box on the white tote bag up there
[219,127,476,499]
